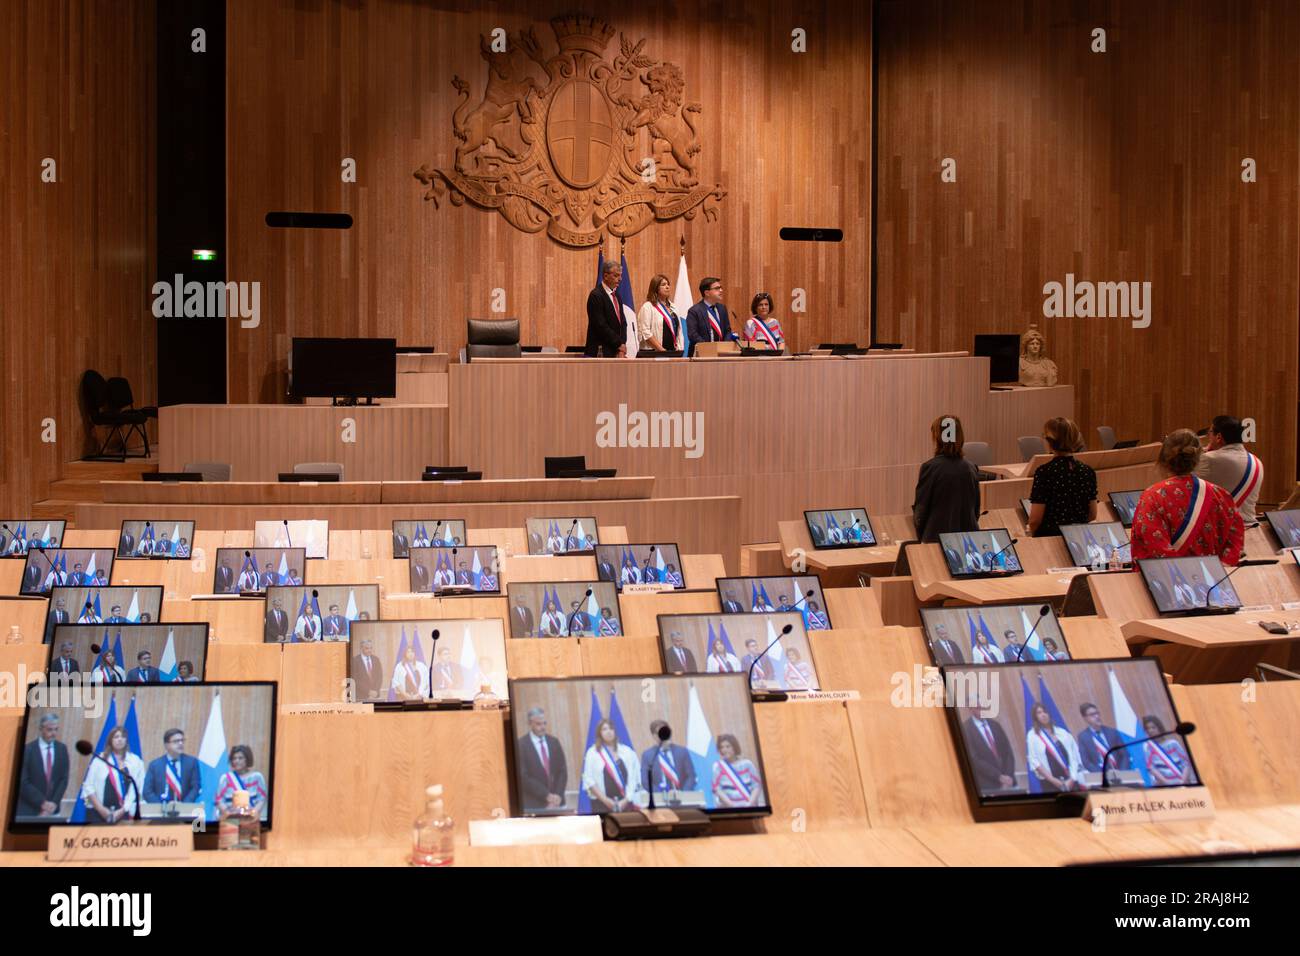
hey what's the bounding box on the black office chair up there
[80,370,149,459]
[544,455,585,478]
[466,319,522,360]
[105,376,156,456]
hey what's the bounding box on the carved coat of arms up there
[415,14,726,247]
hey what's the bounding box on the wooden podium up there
[691,341,741,358]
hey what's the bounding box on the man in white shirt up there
[1195,415,1262,527]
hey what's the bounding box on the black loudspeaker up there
[601,808,712,840]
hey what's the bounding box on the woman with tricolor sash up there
[711,734,765,808]
[705,638,741,673]
[1025,702,1086,792]
[636,274,682,353]
[783,648,816,690]
[215,744,269,819]
[742,292,785,350]
[581,718,645,813]
[82,726,144,824]
[1141,716,1196,786]
[1131,430,1244,564]
[90,649,126,684]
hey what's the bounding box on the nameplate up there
[1047,566,1086,575]
[47,824,193,862]
[1083,786,1215,827]
[785,689,861,702]
[281,702,373,716]
[469,815,603,847]
[1281,601,1300,612]
[1239,604,1275,613]
[622,583,673,594]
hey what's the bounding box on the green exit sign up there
[191,249,217,261]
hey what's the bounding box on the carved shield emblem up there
[547,79,616,189]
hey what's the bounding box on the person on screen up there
[1189,572,1211,606]
[119,528,135,555]
[286,567,303,586]
[512,596,536,638]
[711,734,764,808]
[139,612,153,623]
[93,569,108,586]
[664,563,683,587]
[176,538,190,558]
[235,563,257,592]
[429,558,451,590]
[685,276,733,356]
[1145,575,1171,611]
[48,597,70,634]
[912,415,980,543]
[518,707,568,810]
[413,527,432,548]
[19,713,69,818]
[808,521,827,547]
[67,562,86,587]
[412,560,432,593]
[962,714,1017,792]
[597,607,620,635]
[106,604,127,624]
[1001,628,1026,663]
[1141,716,1195,785]
[391,646,430,700]
[1131,430,1244,565]
[52,641,80,679]
[431,646,462,692]
[323,603,348,639]
[666,632,698,674]
[215,744,269,817]
[582,718,644,813]
[351,639,386,701]
[641,720,697,795]
[706,638,741,673]
[83,726,145,825]
[979,543,999,572]
[929,622,965,665]
[596,552,617,582]
[143,728,201,805]
[126,650,163,683]
[216,560,236,593]
[775,593,794,612]
[619,557,641,585]
[641,555,660,583]
[138,535,155,557]
[393,527,410,557]
[42,561,68,590]
[805,601,829,630]
[585,258,629,358]
[528,527,546,555]
[294,601,323,642]
[176,661,198,682]
[970,631,1004,664]
[1026,418,1098,537]
[540,597,566,637]
[564,529,581,551]
[567,600,593,636]
[743,292,785,350]
[721,592,744,614]
[455,561,472,586]
[1076,702,1130,775]
[1171,572,1196,608]
[741,639,774,685]
[1196,415,1262,528]
[784,648,814,690]
[479,566,498,591]
[1026,702,1086,792]
[23,560,44,592]
[92,649,126,683]
[637,274,681,352]
[962,549,982,574]
[476,655,507,699]
[753,590,775,612]
[266,599,290,642]
[76,601,101,625]
[1041,638,1069,661]
[545,526,563,553]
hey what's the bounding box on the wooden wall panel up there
[0,1,155,514]
[225,0,872,401]
[875,0,1300,503]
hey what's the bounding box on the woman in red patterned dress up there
[1130,430,1244,565]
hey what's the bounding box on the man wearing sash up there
[431,646,461,691]
[685,277,733,356]
[640,720,697,799]
[741,639,774,686]
[1076,703,1129,775]
[1196,415,1263,527]
[143,729,201,805]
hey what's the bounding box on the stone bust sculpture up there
[1019,325,1058,387]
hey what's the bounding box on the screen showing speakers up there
[408,546,500,593]
[595,544,684,590]
[347,619,508,704]
[1137,556,1241,614]
[505,582,623,637]
[44,586,164,644]
[920,604,1069,666]
[212,548,307,595]
[1,520,66,558]
[391,519,467,558]
[525,517,599,555]
[49,623,209,683]
[656,612,819,691]
[804,508,876,549]
[20,549,116,596]
[715,575,831,630]
[262,584,380,642]
[1059,522,1131,567]
[1108,490,1142,527]
[117,520,196,559]
[938,529,1022,577]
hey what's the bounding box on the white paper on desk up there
[469,816,604,847]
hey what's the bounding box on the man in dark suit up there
[106,604,127,624]
[18,713,70,818]
[143,729,201,804]
[566,600,591,635]
[665,632,698,673]
[411,562,431,593]
[1076,702,1131,774]
[23,560,43,593]
[721,593,744,614]
[527,530,545,555]
[596,553,617,582]
[962,714,1017,792]
[119,529,135,556]
[455,562,472,586]
[517,707,568,810]
[392,529,410,558]
[351,638,386,701]
[126,650,163,683]
[740,639,774,684]
[67,563,85,587]
[929,623,965,666]
[641,719,698,795]
[46,598,70,642]
[51,641,80,680]
[511,597,535,638]
[215,561,235,593]
[584,259,628,358]
[265,598,290,642]
[684,276,733,356]
[809,522,826,546]
[323,604,348,638]
[430,646,462,691]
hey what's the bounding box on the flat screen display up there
[1108,490,1142,527]
[595,543,684,590]
[1263,509,1300,548]
[49,624,209,683]
[391,519,467,558]
[409,546,500,594]
[505,582,623,637]
[1060,522,1131,567]
[715,575,831,630]
[262,584,380,642]
[938,529,1022,577]
[347,618,508,703]
[656,612,818,691]
[43,586,164,644]
[212,548,307,595]
[253,520,329,560]
[1136,556,1241,613]
[117,520,196,559]
[1,520,66,558]
[21,549,116,596]
[290,336,396,399]
[525,517,599,555]
[804,508,876,549]
[920,603,1069,666]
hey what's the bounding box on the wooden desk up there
[986,443,1162,481]
[981,461,1160,512]
[1120,615,1300,682]
[908,542,1080,604]
[777,520,898,585]
[380,477,654,504]
[1090,563,1300,623]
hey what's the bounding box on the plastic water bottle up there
[410,784,454,866]
[8,625,22,645]
[472,683,500,711]
[218,790,261,850]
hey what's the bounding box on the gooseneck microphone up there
[567,588,593,634]
[747,624,795,701]
[282,519,293,548]
[1012,605,1052,662]
[76,739,142,822]
[1098,722,1196,788]
[645,723,676,811]
[431,519,443,545]
[986,536,1019,571]
[1204,564,1245,611]
[426,628,440,697]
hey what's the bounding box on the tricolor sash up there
[1035,728,1070,777]
[165,761,184,799]
[599,617,619,635]
[597,746,628,797]
[1091,730,1111,765]
[711,654,735,672]
[654,302,678,349]
[656,750,681,790]
[1146,740,1185,779]
[706,306,723,338]
[1170,477,1209,551]
[750,317,779,348]
[786,663,811,690]
[1230,453,1261,507]
[404,662,420,695]
[715,759,753,801]
[976,644,998,664]
[105,754,128,806]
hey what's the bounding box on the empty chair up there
[963,441,994,467]
[1017,435,1047,462]
[182,461,231,481]
[1096,425,1116,450]
[466,318,521,360]
[294,462,344,479]
[80,369,150,459]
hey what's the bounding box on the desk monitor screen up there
[938,529,1022,578]
[50,623,210,683]
[1108,490,1143,527]
[391,519,467,558]
[262,584,380,643]
[715,575,831,630]
[212,548,307,595]
[409,546,500,594]
[20,549,116,597]
[506,581,622,637]
[117,520,195,559]
[44,586,164,644]
[944,657,1199,807]
[1136,556,1241,614]
[9,681,277,831]
[1263,509,1300,548]
[920,603,1069,666]
[348,618,507,704]
[1,520,66,558]
[656,612,819,692]
[290,336,396,400]
[804,508,876,550]
[1019,498,1033,518]
[253,520,329,560]
[509,673,770,819]
[974,333,1021,384]
[1060,522,1131,568]
[595,544,684,591]
[525,517,599,554]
